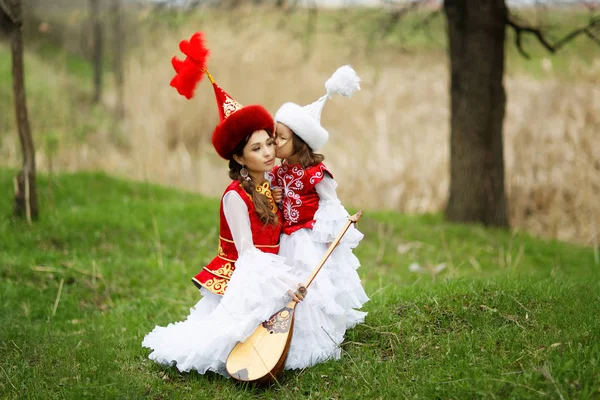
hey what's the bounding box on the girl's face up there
[274,122,295,161]
[234,130,276,173]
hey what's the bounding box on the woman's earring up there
[240,166,251,181]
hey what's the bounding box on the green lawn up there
[0,170,598,399]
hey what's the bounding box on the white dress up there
[278,176,369,370]
[142,191,298,376]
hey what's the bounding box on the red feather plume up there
[169,32,210,99]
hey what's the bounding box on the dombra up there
[226,211,363,385]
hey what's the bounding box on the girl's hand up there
[288,284,307,302]
[272,187,283,204]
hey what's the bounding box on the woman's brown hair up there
[291,133,325,169]
[228,132,279,226]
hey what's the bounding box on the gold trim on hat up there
[204,69,243,118]
[223,97,243,118]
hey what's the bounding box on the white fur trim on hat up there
[274,102,329,152]
[274,65,361,152]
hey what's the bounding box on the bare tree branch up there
[586,29,600,46]
[507,13,600,59]
[378,0,430,39]
[410,7,442,39]
[0,0,18,26]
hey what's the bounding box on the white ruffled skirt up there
[142,249,297,376]
[142,204,368,375]
[280,202,369,370]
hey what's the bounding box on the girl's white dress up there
[275,173,370,370]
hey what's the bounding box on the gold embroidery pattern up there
[202,276,228,296]
[223,96,243,118]
[216,262,235,278]
[218,241,226,257]
[256,181,278,214]
[218,238,237,261]
[205,262,235,279]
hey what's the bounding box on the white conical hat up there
[274,65,361,151]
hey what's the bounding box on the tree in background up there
[90,0,103,104]
[442,0,599,228]
[1,0,38,222]
[246,0,598,228]
[444,0,509,227]
[111,0,124,118]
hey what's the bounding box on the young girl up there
[269,65,370,369]
[142,33,304,376]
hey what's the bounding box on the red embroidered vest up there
[192,180,282,295]
[270,162,332,235]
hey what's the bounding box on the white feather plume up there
[325,65,361,98]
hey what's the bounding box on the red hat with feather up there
[170,32,273,160]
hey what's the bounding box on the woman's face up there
[274,122,295,160]
[235,130,276,173]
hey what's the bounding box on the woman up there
[142,36,303,376]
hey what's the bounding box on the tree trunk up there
[90,0,103,104]
[3,0,38,220]
[443,0,509,227]
[111,0,124,118]
[0,2,12,34]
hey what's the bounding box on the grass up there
[1,170,598,399]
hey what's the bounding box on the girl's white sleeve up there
[312,176,364,247]
[220,190,296,321]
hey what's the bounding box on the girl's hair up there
[291,133,325,169]
[228,131,279,226]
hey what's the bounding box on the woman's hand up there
[288,283,307,302]
[272,187,283,204]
